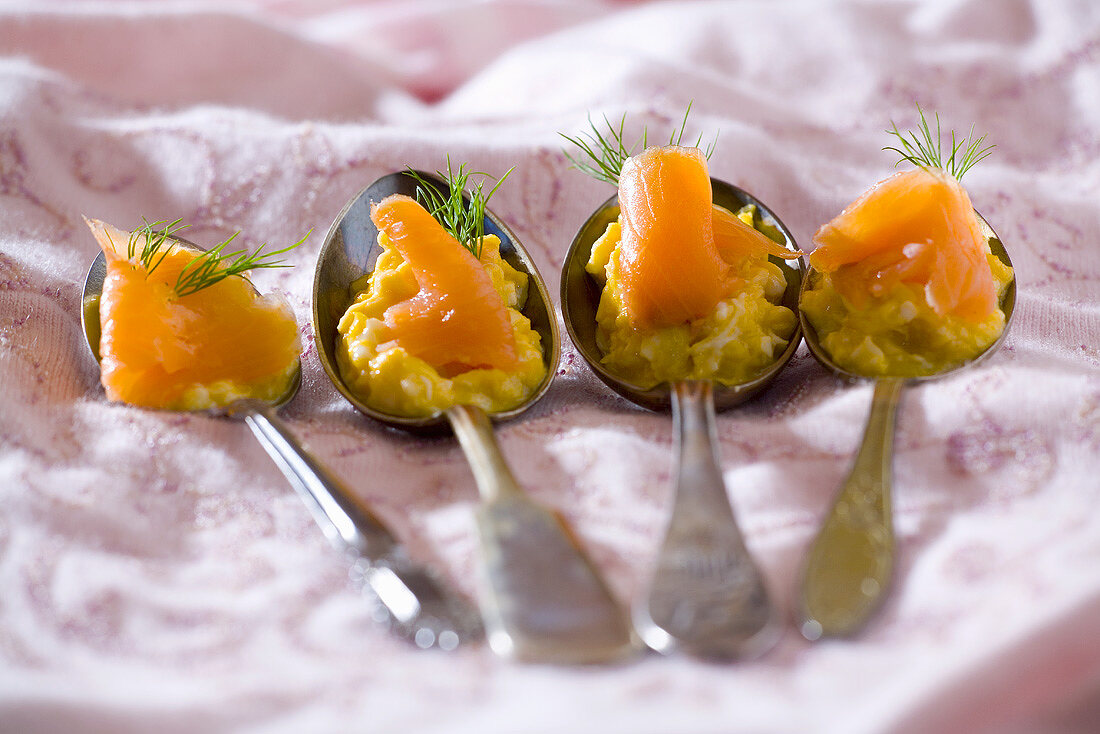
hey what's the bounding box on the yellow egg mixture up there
[800,246,1013,378]
[586,205,798,388]
[337,233,545,418]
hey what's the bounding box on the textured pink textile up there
[2,1,1099,732]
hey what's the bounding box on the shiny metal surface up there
[449,404,636,663]
[635,381,781,659]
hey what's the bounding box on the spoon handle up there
[446,404,524,502]
[797,377,904,640]
[446,404,636,663]
[238,402,482,649]
[636,380,779,660]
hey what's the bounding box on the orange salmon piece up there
[370,194,518,372]
[810,167,996,321]
[615,146,730,329]
[711,204,801,264]
[87,219,300,409]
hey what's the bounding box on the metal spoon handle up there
[238,402,482,648]
[446,404,636,663]
[797,377,903,640]
[240,404,395,556]
[636,380,778,659]
[446,404,523,502]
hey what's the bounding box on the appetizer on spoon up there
[84,217,302,409]
[81,218,481,650]
[561,109,803,659]
[796,107,1016,640]
[312,165,636,664]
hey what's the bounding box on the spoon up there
[561,180,803,659]
[312,171,637,664]
[795,214,1015,640]
[81,233,481,651]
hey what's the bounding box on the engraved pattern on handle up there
[798,378,904,640]
[637,380,778,660]
[237,401,482,647]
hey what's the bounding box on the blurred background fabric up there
[1,1,1099,732]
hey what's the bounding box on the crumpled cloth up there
[1,1,1099,732]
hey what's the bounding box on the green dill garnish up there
[560,112,635,186]
[127,218,187,276]
[560,101,719,186]
[129,218,307,298]
[406,159,513,260]
[883,103,994,180]
[174,232,307,297]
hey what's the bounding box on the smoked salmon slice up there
[614,145,799,329]
[809,167,996,322]
[711,204,801,265]
[615,146,730,329]
[370,194,519,372]
[88,218,300,409]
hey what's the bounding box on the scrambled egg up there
[800,248,1013,377]
[337,233,545,418]
[177,361,300,411]
[586,205,798,388]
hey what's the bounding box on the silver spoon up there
[81,230,481,651]
[795,214,1015,640]
[561,180,803,660]
[311,171,637,664]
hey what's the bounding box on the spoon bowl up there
[561,178,803,659]
[797,214,1016,383]
[312,171,636,664]
[561,181,803,412]
[795,213,1015,640]
[312,171,559,433]
[80,235,304,411]
[80,230,481,650]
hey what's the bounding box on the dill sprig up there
[560,112,635,186]
[560,101,719,186]
[174,232,307,297]
[883,103,994,181]
[406,159,513,260]
[128,217,188,276]
[129,218,307,298]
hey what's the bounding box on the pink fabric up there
[2,0,1099,732]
